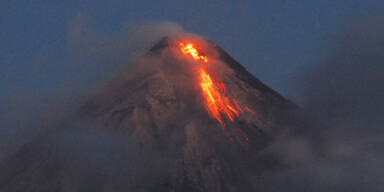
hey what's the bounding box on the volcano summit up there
[0,35,295,192]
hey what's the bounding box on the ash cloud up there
[68,15,184,69]
[0,20,185,192]
[258,17,384,192]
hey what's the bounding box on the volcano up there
[0,36,295,192]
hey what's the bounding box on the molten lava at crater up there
[180,42,208,63]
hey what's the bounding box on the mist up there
[257,17,384,192]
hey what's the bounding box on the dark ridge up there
[148,37,171,53]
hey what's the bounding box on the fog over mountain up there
[1,19,383,192]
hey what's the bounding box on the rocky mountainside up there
[0,36,295,192]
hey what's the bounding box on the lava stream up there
[179,42,245,126]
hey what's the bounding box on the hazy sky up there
[1,0,384,101]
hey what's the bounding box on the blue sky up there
[1,0,384,101]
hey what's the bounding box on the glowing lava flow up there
[180,43,208,62]
[179,42,243,126]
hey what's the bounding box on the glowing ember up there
[179,42,246,126]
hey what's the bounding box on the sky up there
[1,0,384,101]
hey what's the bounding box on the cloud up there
[0,18,186,171]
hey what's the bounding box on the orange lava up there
[179,42,244,126]
[199,68,241,125]
[180,43,208,62]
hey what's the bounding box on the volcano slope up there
[0,36,295,192]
